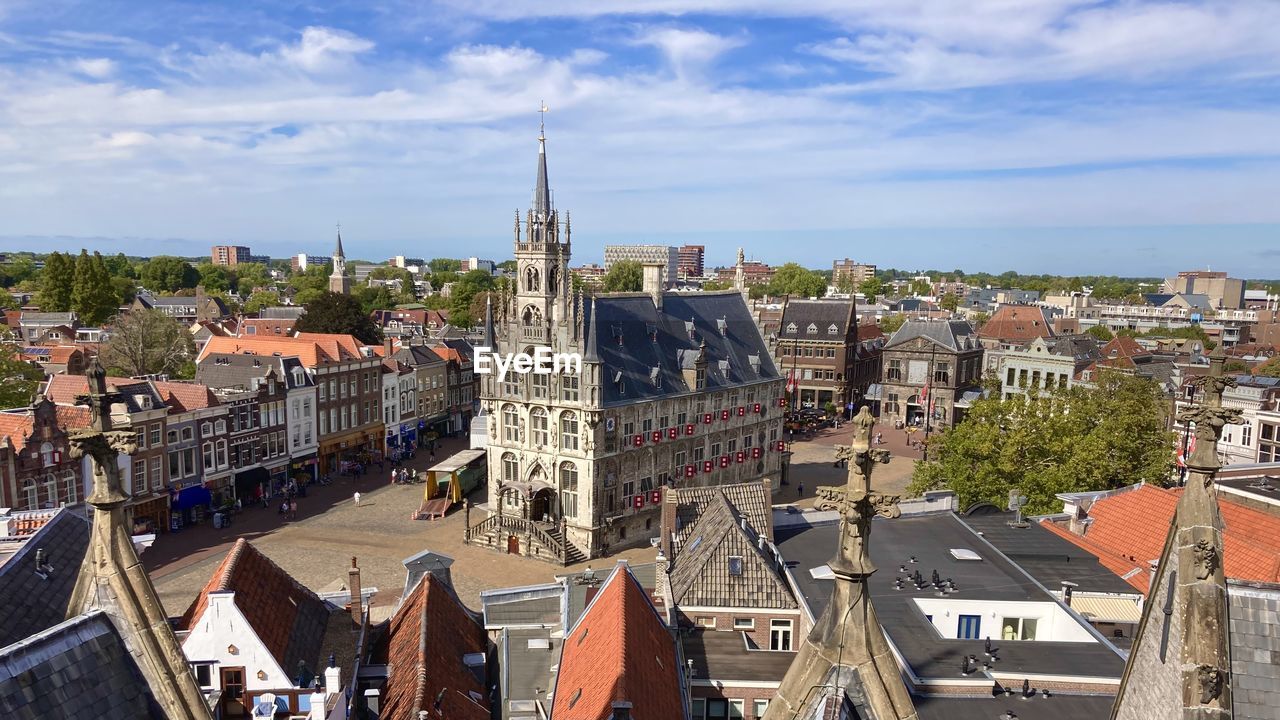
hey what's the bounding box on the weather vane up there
[539,101,549,137]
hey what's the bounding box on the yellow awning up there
[1068,594,1142,624]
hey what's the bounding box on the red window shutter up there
[703,413,713,424]
[651,431,662,443]
[752,447,762,459]
[720,409,730,421]
[650,490,661,504]
[685,464,697,478]
[736,451,746,463]
[668,427,678,439]
[684,423,695,435]
[634,434,644,447]
[703,460,714,473]
[719,455,730,468]
[737,406,746,417]
[753,403,762,414]
[633,495,644,509]
[775,440,786,452]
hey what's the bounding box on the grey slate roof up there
[1227,582,1280,720]
[401,548,454,602]
[584,291,780,407]
[195,351,286,390]
[0,509,91,647]
[18,312,76,324]
[393,344,446,368]
[1040,333,1102,363]
[885,319,978,352]
[0,610,166,720]
[669,494,796,609]
[669,481,772,555]
[259,306,306,320]
[778,299,853,340]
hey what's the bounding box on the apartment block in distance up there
[831,258,877,288]
[677,244,705,279]
[604,244,678,284]
[211,245,252,266]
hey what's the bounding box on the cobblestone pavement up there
[148,419,923,618]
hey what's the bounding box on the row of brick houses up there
[0,332,480,532]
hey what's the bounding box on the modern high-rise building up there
[832,258,877,288]
[604,244,678,285]
[1162,270,1245,309]
[211,245,251,266]
[677,244,705,279]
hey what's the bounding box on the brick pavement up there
[148,420,924,618]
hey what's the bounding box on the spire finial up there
[539,101,549,140]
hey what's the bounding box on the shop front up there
[129,492,171,536]
[319,429,379,476]
[289,453,318,489]
[265,459,291,497]
[169,481,213,529]
[234,466,271,505]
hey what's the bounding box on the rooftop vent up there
[650,367,661,388]
[717,317,727,336]
[949,548,982,561]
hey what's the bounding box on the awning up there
[865,383,883,401]
[233,466,270,494]
[1063,593,1142,624]
[172,485,211,511]
[428,449,487,474]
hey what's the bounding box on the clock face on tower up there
[605,417,616,432]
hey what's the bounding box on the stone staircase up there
[464,513,587,566]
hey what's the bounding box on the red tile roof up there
[1096,336,1150,369]
[152,381,219,413]
[977,304,1055,342]
[380,575,489,720]
[55,405,93,431]
[179,539,344,673]
[1043,484,1280,592]
[43,374,147,405]
[238,318,296,337]
[0,414,33,452]
[197,335,363,367]
[551,564,685,720]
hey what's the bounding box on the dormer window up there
[807,323,817,334]
[717,317,727,336]
[786,323,797,333]
[828,324,839,334]
[650,367,662,388]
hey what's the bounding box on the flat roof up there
[916,694,1118,720]
[774,513,1127,681]
[684,629,796,684]
[1215,476,1280,509]
[427,448,486,473]
[959,511,1141,595]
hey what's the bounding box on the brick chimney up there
[348,556,363,624]
[383,337,394,358]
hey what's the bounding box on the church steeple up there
[329,224,351,295]
[511,105,569,346]
[533,103,552,220]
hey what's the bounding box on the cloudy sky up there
[1,0,1278,277]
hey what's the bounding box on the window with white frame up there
[560,412,579,450]
[64,470,77,505]
[733,617,754,630]
[561,373,579,402]
[769,619,793,651]
[531,408,548,446]
[559,462,578,519]
[503,404,520,443]
[502,453,518,483]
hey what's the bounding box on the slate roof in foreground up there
[0,509,91,647]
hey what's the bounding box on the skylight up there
[949,548,982,561]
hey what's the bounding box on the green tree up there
[602,260,644,293]
[0,347,44,408]
[38,251,74,311]
[429,258,462,273]
[232,263,271,293]
[354,284,397,315]
[140,256,199,293]
[103,253,135,278]
[496,260,518,272]
[1255,356,1280,378]
[99,309,195,378]
[971,312,990,330]
[0,256,38,289]
[857,276,883,299]
[878,314,907,333]
[767,263,827,298]
[1224,359,1250,374]
[939,293,959,312]
[1085,325,1114,341]
[71,250,119,325]
[242,290,281,315]
[196,262,232,292]
[295,291,382,344]
[909,279,932,296]
[446,270,498,326]
[909,371,1174,514]
[701,280,732,291]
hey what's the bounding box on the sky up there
[1,0,1279,278]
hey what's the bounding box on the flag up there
[1177,434,1197,468]
[920,380,930,405]
[785,370,796,394]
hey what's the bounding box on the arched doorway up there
[530,488,555,523]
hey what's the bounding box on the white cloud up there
[74,57,115,78]
[278,26,374,72]
[630,26,746,80]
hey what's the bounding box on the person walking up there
[289,499,298,520]
[797,481,805,499]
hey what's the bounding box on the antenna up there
[1007,490,1029,529]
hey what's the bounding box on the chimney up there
[642,263,664,310]
[324,661,341,697]
[348,556,363,624]
[610,700,633,719]
[384,338,394,358]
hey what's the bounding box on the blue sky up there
[2,0,1279,277]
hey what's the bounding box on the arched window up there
[531,407,548,447]
[201,422,213,437]
[501,452,519,483]
[526,266,541,292]
[64,470,78,505]
[560,411,579,451]
[44,473,58,507]
[22,480,37,510]
[559,462,579,519]
[215,439,228,468]
[39,442,54,467]
[522,305,542,327]
[181,426,194,442]
[214,420,227,435]
[548,267,559,294]
[503,404,520,443]
[203,442,214,470]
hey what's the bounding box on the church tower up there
[329,227,350,295]
[508,107,571,350]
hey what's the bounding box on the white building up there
[604,244,679,285]
[381,356,418,454]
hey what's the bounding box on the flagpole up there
[923,341,936,461]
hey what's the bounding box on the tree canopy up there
[909,371,1174,514]
[71,250,119,325]
[767,263,826,298]
[295,291,382,344]
[99,309,195,378]
[939,293,959,311]
[140,256,199,293]
[38,251,74,311]
[429,258,462,273]
[0,347,44,408]
[1085,325,1114,341]
[878,314,906,333]
[857,276,883,299]
[1255,356,1280,378]
[447,270,498,326]
[602,260,643,293]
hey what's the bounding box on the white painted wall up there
[912,598,1097,643]
[181,591,290,692]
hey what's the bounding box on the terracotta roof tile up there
[1045,484,1280,590]
[551,565,685,720]
[180,539,345,679]
[0,414,34,452]
[380,575,489,720]
[197,335,339,367]
[43,374,148,406]
[978,304,1055,342]
[151,381,219,413]
[238,318,297,337]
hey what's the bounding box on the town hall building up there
[467,124,787,563]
